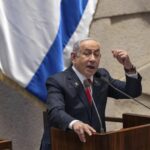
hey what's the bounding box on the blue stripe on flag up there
[26,0,88,102]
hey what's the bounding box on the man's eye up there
[94,53,100,57]
[83,52,91,56]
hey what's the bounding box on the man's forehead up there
[84,48,100,52]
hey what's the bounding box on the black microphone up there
[83,79,105,133]
[95,72,150,110]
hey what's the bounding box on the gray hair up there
[72,37,97,54]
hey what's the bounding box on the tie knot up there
[83,79,92,88]
[87,79,92,84]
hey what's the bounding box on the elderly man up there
[40,38,142,150]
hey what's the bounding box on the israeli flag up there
[0,0,98,102]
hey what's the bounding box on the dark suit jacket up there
[40,67,142,150]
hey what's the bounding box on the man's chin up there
[85,70,96,78]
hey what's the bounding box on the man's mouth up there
[87,65,96,70]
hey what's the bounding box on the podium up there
[51,113,150,150]
[0,139,12,150]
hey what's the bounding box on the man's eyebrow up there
[95,49,100,52]
[85,48,100,51]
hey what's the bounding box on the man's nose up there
[89,54,96,61]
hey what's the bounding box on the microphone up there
[95,72,150,110]
[83,79,105,133]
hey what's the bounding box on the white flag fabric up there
[0,0,98,102]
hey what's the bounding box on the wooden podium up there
[0,139,12,150]
[51,113,150,150]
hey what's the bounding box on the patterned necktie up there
[83,79,92,106]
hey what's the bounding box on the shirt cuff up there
[126,72,138,79]
[68,120,79,129]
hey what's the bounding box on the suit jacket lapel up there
[66,67,91,117]
[92,76,102,101]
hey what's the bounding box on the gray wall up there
[0,0,150,149]
[0,80,45,150]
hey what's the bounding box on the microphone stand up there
[101,76,150,110]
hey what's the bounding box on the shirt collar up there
[72,66,93,84]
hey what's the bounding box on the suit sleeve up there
[46,77,75,131]
[108,73,142,99]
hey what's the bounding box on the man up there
[40,38,142,150]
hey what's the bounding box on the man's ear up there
[71,52,76,61]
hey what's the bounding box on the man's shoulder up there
[47,67,72,81]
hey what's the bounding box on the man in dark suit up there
[40,38,142,150]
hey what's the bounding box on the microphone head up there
[95,72,109,83]
[95,72,101,78]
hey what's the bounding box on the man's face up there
[71,40,101,78]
